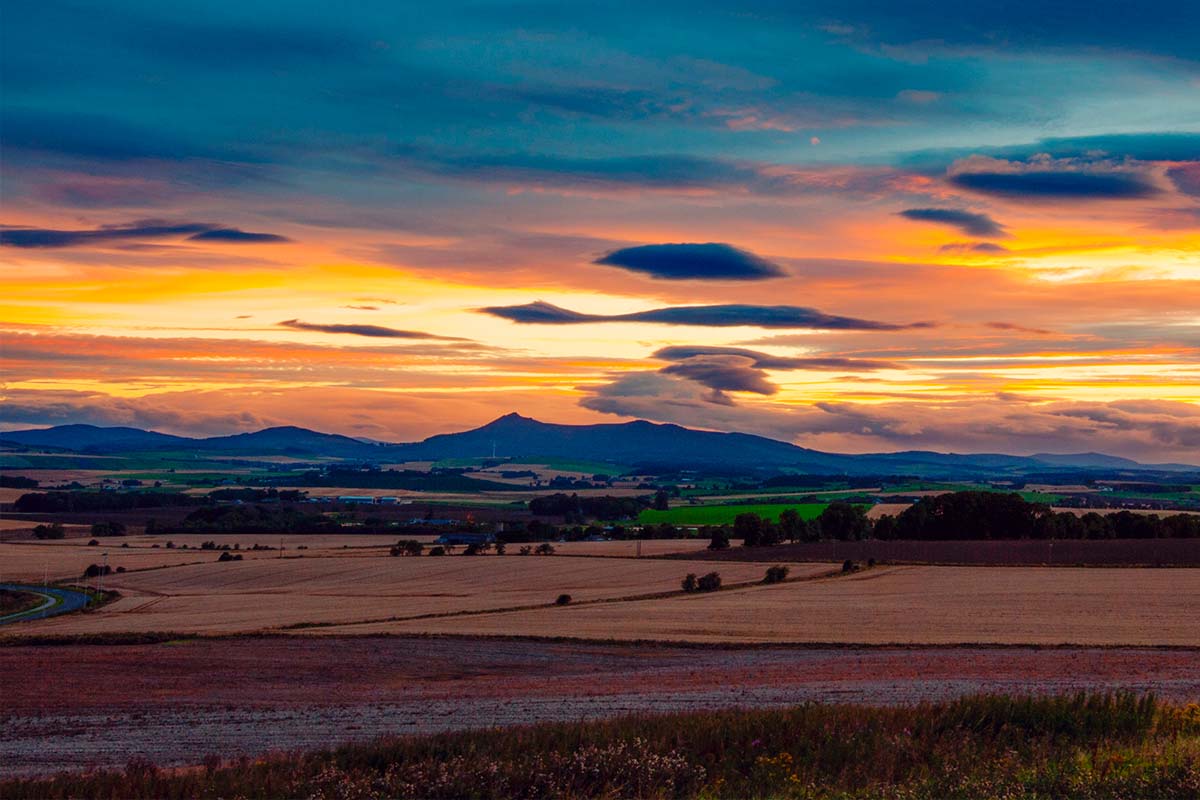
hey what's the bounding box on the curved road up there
[0,584,92,625]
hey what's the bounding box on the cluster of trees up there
[389,539,425,557]
[719,493,1200,547]
[14,491,204,513]
[0,475,38,489]
[33,522,66,539]
[208,488,307,503]
[891,492,1200,540]
[171,505,338,534]
[528,493,647,521]
[728,502,873,548]
[276,467,514,492]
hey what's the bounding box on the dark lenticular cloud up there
[188,228,289,243]
[949,170,1160,199]
[0,221,287,248]
[898,208,1008,237]
[594,242,786,280]
[480,301,932,330]
[277,319,464,340]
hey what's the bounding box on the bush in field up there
[763,565,789,584]
[535,542,556,555]
[555,594,572,606]
[518,545,533,556]
[681,573,698,592]
[494,542,506,555]
[216,551,243,562]
[90,521,127,537]
[696,572,722,592]
[33,523,65,540]
[87,539,99,546]
[390,540,424,557]
[842,559,857,573]
[83,563,112,578]
[706,527,730,550]
[428,546,446,556]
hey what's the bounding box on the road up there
[0,583,91,625]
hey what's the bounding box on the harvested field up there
[119,533,436,550]
[338,565,1200,646]
[2,636,1197,777]
[5,556,807,636]
[547,539,733,557]
[0,541,277,582]
[680,538,1200,566]
[867,502,910,519]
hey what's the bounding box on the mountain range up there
[2,413,1194,477]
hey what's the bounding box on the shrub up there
[83,563,112,578]
[91,521,127,537]
[555,594,572,606]
[535,542,556,555]
[494,542,506,555]
[518,545,532,556]
[428,546,446,556]
[696,572,722,592]
[681,573,698,592]
[763,565,789,584]
[217,551,243,562]
[87,539,99,547]
[842,559,857,573]
[707,528,730,550]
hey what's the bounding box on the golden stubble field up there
[324,565,1200,646]
[8,553,793,636]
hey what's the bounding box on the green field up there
[637,502,830,525]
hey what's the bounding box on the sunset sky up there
[2,1,1198,459]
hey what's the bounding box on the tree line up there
[713,493,1200,549]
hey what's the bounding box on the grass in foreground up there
[0,588,43,616]
[5,693,1200,799]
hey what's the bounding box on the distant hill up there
[192,426,390,459]
[0,424,190,453]
[395,413,852,471]
[2,415,1194,476]
[1030,452,1142,469]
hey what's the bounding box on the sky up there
[1,0,1198,460]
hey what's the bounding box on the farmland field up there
[3,555,795,636]
[339,564,1200,645]
[637,502,829,525]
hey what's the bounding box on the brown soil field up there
[340,565,1200,646]
[685,538,1200,566]
[5,555,803,636]
[2,637,1196,776]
